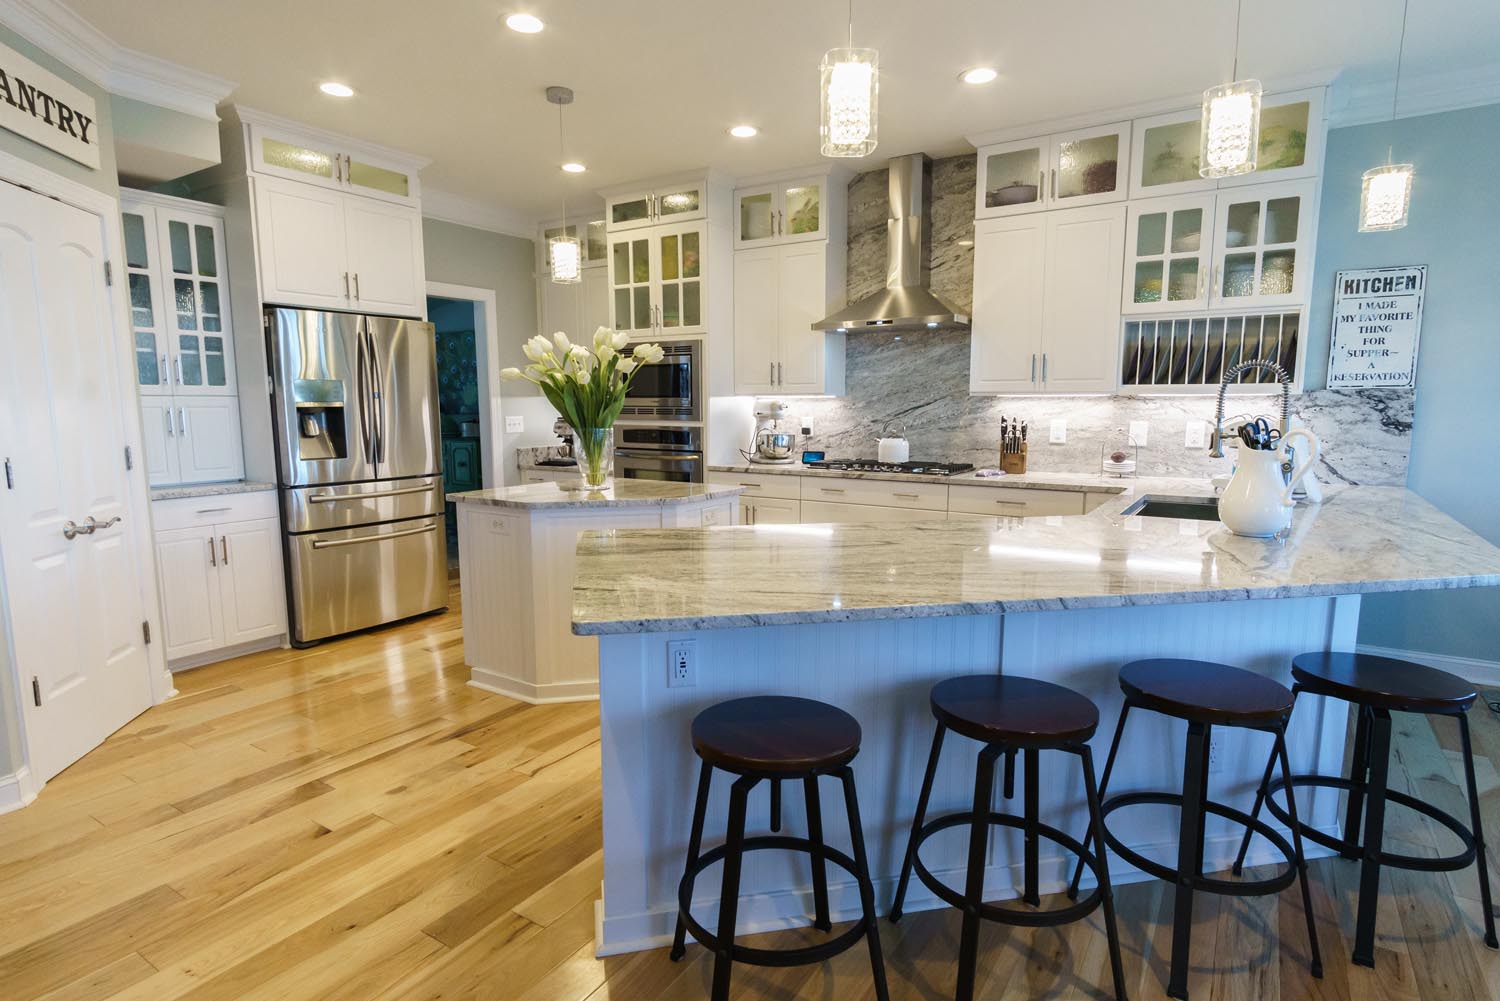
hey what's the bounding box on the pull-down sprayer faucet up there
[1209,359,1293,459]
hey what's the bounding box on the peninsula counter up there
[572,485,1500,954]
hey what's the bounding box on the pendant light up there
[1199,0,1261,178]
[1359,0,1415,232]
[819,0,878,158]
[546,86,582,284]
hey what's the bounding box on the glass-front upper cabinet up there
[734,177,827,248]
[1130,88,1326,198]
[609,233,655,333]
[537,217,609,273]
[122,208,169,395]
[976,137,1048,218]
[606,180,709,233]
[248,123,421,206]
[977,123,1129,218]
[656,222,704,333]
[1123,194,1217,314]
[156,209,236,395]
[1209,179,1316,310]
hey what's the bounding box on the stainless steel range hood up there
[813,153,970,332]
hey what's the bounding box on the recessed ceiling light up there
[561,162,586,173]
[729,124,758,138]
[319,81,354,98]
[505,12,545,33]
[960,67,998,85]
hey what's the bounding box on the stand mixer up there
[745,400,797,464]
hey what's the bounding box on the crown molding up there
[0,0,234,119]
[1328,62,1500,129]
[421,188,537,240]
[228,105,431,172]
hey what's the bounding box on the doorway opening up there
[428,294,484,576]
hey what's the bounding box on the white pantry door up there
[0,179,154,782]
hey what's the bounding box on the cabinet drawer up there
[947,484,1086,517]
[709,470,802,500]
[800,476,947,511]
[800,500,943,525]
[153,490,279,532]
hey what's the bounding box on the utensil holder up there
[1000,445,1028,475]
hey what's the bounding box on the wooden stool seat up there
[1119,658,1294,724]
[931,675,1100,745]
[691,696,861,775]
[1292,651,1477,714]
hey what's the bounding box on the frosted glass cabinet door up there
[1122,194,1216,314]
[608,234,655,333]
[656,222,704,333]
[976,137,1049,218]
[1209,179,1316,310]
[734,186,776,248]
[1048,123,1130,208]
[155,211,237,396]
[121,207,171,396]
[779,181,826,243]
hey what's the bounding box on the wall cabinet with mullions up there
[122,193,245,486]
[607,221,707,335]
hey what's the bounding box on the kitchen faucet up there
[1209,359,1293,459]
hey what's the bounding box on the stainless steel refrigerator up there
[265,307,447,646]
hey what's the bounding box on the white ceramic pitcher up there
[1219,427,1321,538]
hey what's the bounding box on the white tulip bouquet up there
[502,328,666,487]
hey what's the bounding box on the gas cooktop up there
[804,459,976,476]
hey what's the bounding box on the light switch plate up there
[1129,421,1149,448]
[1184,421,1207,449]
[1049,419,1067,445]
[504,415,525,433]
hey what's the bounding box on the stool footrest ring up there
[1102,791,1299,896]
[677,834,869,968]
[911,811,1108,928]
[1264,775,1478,873]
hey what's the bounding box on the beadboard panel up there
[596,594,1356,954]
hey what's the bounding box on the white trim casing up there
[0,766,39,816]
[426,280,503,490]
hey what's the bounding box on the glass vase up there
[574,426,613,489]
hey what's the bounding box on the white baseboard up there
[468,668,599,705]
[169,634,286,673]
[0,766,39,816]
[1357,643,1500,688]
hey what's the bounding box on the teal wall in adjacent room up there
[1308,103,1500,663]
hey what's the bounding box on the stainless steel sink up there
[1123,496,1221,521]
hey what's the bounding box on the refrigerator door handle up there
[310,522,437,549]
[355,318,373,465]
[368,325,385,464]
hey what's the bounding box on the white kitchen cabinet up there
[732,241,845,395]
[947,484,1087,518]
[1123,194,1217,314]
[799,475,948,512]
[153,493,286,666]
[255,174,425,318]
[742,496,800,525]
[976,122,1129,219]
[248,121,421,206]
[1209,179,1316,311]
[519,468,576,485]
[607,179,708,232]
[734,177,830,248]
[139,399,179,484]
[799,499,943,525]
[970,203,1125,395]
[538,262,611,341]
[608,220,708,336]
[175,399,246,483]
[537,217,608,272]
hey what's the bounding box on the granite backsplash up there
[777,156,1413,487]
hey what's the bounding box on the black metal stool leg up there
[956,744,1002,1001]
[672,760,713,961]
[1273,724,1325,978]
[891,723,945,922]
[770,778,782,833]
[1081,744,1129,1001]
[1458,714,1500,950]
[709,775,756,1001]
[1023,747,1041,906]
[1167,719,1210,1001]
[1004,747,1016,799]
[1234,685,1300,875]
[839,766,891,1001]
[1351,708,1392,968]
[1341,704,1373,860]
[1070,702,1132,899]
[803,775,832,932]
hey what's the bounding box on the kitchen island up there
[450,480,742,702]
[572,484,1500,954]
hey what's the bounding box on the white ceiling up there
[66,0,1500,226]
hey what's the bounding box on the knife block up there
[1000,445,1028,475]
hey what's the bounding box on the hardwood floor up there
[1,589,1497,1000]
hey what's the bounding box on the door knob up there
[62,520,84,540]
[84,515,122,533]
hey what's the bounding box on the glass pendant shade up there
[549,235,581,284]
[1359,163,1414,232]
[1199,79,1262,177]
[820,48,879,158]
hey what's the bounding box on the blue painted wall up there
[1306,103,1500,662]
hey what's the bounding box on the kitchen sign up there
[1326,265,1426,388]
[0,40,100,169]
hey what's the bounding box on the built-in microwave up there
[620,339,701,422]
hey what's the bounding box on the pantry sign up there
[0,40,100,169]
[1327,265,1426,388]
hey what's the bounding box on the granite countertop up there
[450,480,744,510]
[572,485,1500,635]
[710,463,1136,494]
[151,480,278,501]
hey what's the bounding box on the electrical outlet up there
[667,640,697,688]
[801,422,813,436]
[1207,730,1225,773]
[1184,421,1207,449]
[1049,419,1067,444]
[1129,420,1150,448]
[504,415,525,433]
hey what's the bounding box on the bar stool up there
[1066,659,1324,1000]
[670,696,888,1001]
[1234,651,1498,967]
[889,675,1128,1001]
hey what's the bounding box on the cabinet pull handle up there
[179,408,189,436]
[165,407,174,437]
[777,362,783,385]
[176,356,184,386]
[1037,170,1044,202]
[221,535,230,565]
[161,353,169,385]
[769,362,774,385]
[343,272,351,298]
[893,492,920,499]
[1050,168,1057,200]
[737,482,762,489]
[820,487,846,494]
[208,535,217,567]
[1041,353,1048,384]
[195,507,232,514]
[994,499,1025,507]
[1031,353,1037,383]
[335,154,342,182]
[353,273,361,300]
